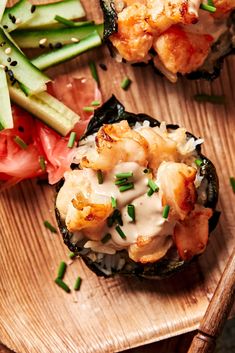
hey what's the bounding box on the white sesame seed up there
[15,18,21,24]
[71,37,79,43]
[0,64,5,69]
[5,47,11,55]
[39,38,47,45]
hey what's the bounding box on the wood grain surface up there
[0,1,235,353]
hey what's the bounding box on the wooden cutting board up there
[1,1,235,352]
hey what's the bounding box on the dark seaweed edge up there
[100,1,235,81]
[56,95,220,278]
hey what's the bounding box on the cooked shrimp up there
[80,121,149,170]
[66,192,113,238]
[129,234,173,263]
[157,161,197,220]
[173,204,213,260]
[153,25,213,74]
[110,3,153,62]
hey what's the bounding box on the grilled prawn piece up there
[100,0,235,81]
[55,96,219,278]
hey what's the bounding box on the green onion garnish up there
[97,170,103,184]
[39,156,46,171]
[44,220,57,233]
[230,177,235,193]
[195,159,203,167]
[194,93,225,104]
[101,233,112,244]
[113,209,123,226]
[68,252,76,259]
[199,3,216,12]
[119,183,134,192]
[148,179,159,192]
[54,15,76,26]
[115,178,128,186]
[74,276,82,291]
[111,197,117,208]
[57,261,67,279]
[115,225,127,239]
[55,278,70,293]
[67,131,76,148]
[91,100,100,106]
[127,205,135,222]
[107,216,114,227]
[147,188,154,197]
[83,106,94,112]
[115,172,133,179]
[14,136,28,149]
[162,205,170,219]
[121,77,132,91]
[89,61,99,86]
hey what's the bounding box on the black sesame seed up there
[99,63,107,71]
[18,126,24,132]
[11,78,17,86]
[49,43,54,49]
[7,57,11,63]
[39,44,45,49]
[55,42,62,49]
[8,14,16,23]
[3,25,8,29]
[31,5,36,13]
[4,66,8,72]
[8,70,14,78]
[0,42,6,47]
[10,61,17,67]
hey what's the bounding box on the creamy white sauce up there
[57,161,175,254]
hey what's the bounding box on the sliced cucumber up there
[0,27,50,95]
[12,24,104,49]
[0,67,13,130]
[9,84,80,136]
[32,31,102,71]
[0,0,7,22]
[1,0,35,32]
[18,0,85,30]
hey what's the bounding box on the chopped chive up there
[97,170,103,184]
[115,178,128,186]
[91,100,100,106]
[115,225,127,239]
[194,93,225,104]
[14,136,28,149]
[39,156,46,171]
[127,205,135,222]
[148,179,159,192]
[55,15,76,26]
[57,261,67,279]
[230,177,235,193]
[162,205,170,219]
[195,159,203,167]
[147,188,154,197]
[113,209,123,226]
[55,278,70,293]
[44,220,57,233]
[119,183,134,192]
[89,61,99,86]
[74,276,82,291]
[121,77,132,90]
[111,197,117,208]
[115,172,133,179]
[101,233,112,244]
[143,168,151,174]
[67,131,76,148]
[83,106,94,112]
[68,252,76,259]
[200,3,216,12]
[107,216,114,227]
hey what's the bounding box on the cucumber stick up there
[0,68,13,130]
[19,0,85,30]
[1,0,35,32]
[0,27,50,95]
[12,24,104,49]
[0,0,7,22]
[9,85,80,136]
[32,31,102,71]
